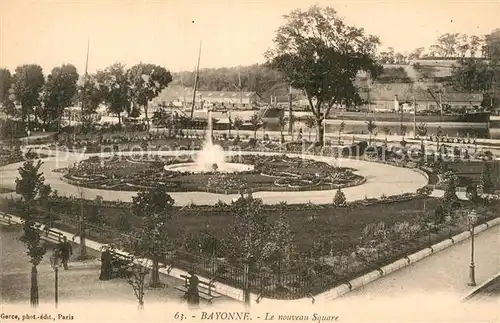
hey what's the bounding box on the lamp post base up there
[468,263,476,287]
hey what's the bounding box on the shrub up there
[116,212,132,232]
[333,188,347,207]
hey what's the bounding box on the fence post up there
[243,263,250,307]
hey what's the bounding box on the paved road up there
[341,225,500,300]
[0,150,427,205]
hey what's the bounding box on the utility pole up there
[413,96,417,137]
[438,90,443,124]
[190,40,202,119]
[76,187,87,259]
[239,70,243,109]
[288,84,293,134]
[79,39,90,141]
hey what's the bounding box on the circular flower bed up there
[60,153,365,193]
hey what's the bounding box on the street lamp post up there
[467,210,478,286]
[49,249,62,308]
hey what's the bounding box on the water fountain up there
[164,108,253,173]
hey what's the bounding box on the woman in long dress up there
[99,246,113,280]
[186,272,200,307]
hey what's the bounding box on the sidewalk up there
[0,225,184,305]
[340,224,500,300]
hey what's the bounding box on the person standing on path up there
[58,236,73,270]
[185,270,200,308]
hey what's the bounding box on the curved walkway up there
[0,149,428,205]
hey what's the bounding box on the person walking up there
[58,236,73,270]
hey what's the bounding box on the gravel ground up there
[0,225,188,306]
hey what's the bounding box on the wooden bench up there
[43,228,64,244]
[0,213,14,226]
[175,274,223,303]
[108,250,134,279]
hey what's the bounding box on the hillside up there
[159,60,460,104]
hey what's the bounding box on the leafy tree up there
[441,171,459,215]
[262,214,294,287]
[261,120,268,139]
[79,74,104,130]
[366,120,377,144]
[277,111,287,142]
[408,47,425,61]
[174,64,283,94]
[479,162,495,195]
[128,64,173,130]
[41,64,79,131]
[338,121,346,145]
[333,188,347,207]
[383,126,391,141]
[457,34,470,57]
[466,184,480,203]
[451,29,500,111]
[431,33,460,57]
[87,195,105,226]
[303,115,316,141]
[95,63,131,124]
[15,160,47,307]
[233,116,243,137]
[12,65,45,130]
[132,184,175,287]
[416,122,427,137]
[117,212,132,232]
[16,160,45,203]
[266,5,382,146]
[0,68,12,105]
[229,195,269,266]
[249,112,261,139]
[469,35,483,58]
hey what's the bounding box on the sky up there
[0,0,499,75]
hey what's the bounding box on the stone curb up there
[318,217,500,301]
[461,271,500,301]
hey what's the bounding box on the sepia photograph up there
[0,0,499,322]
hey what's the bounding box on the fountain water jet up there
[164,109,253,173]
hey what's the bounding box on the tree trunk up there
[144,105,150,131]
[78,197,88,260]
[316,120,324,146]
[150,260,160,287]
[30,265,39,307]
[253,130,257,139]
[338,130,342,145]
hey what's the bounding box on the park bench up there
[0,212,14,226]
[42,228,64,244]
[175,274,223,303]
[108,250,134,279]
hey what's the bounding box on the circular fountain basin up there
[164,162,254,174]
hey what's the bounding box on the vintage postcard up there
[0,0,499,322]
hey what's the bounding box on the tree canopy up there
[266,5,382,145]
[41,64,79,129]
[95,63,132,123]
[12,65,45,128]
[128,63,172,129]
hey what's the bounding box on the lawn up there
[2,196,442,254]
[446,160,500,187]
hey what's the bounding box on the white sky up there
[0,0,499,75]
